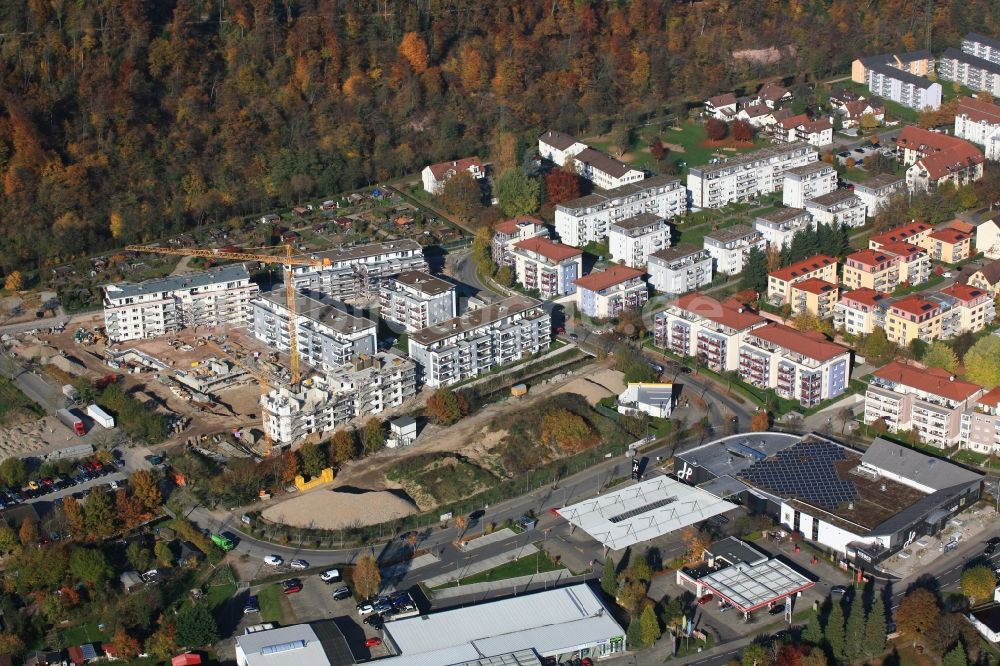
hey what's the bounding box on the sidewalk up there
[459,527,517,551]
[421,544,538,588]
[432,568,575,600]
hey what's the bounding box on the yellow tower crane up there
[125,243,331,385]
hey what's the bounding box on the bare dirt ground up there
[554,368,626,405]
[661,142,686,153]
[0,414,90,458]
[261,488,419,530]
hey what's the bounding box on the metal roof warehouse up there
[379,584,626,666]
[558,476,737,551]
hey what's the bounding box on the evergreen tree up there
[626,618,643,650]
[844,596,866,663]
[639,605,662,646]
[816,222,833,256]
[802,612,824,645]
[601,555,617,597]
[835,221,851,256]
[824,600,846,664]
[942,642,967,666]
[863,596,887,659]
[740,246,768,293]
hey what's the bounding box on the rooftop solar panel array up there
[738,440,859,509]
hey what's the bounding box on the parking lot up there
[244,571,391,659]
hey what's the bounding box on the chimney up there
[848,501,854,510]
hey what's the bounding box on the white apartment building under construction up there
[407,296,551,388]
[103,264,259,342]
[288,240,427,301]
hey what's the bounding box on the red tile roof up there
[791,278,838,295]
[869,221,932,247]
[879,241,924,259]
[890,294,939,317]
[779,113,811,130]
[917,144,984,181]
[949,219,976,234]
[748,323,848,362]
[495,216,545,235]
[758,82,789,102]
[846,249,893,269]
[708,93,737,108]
[673,293,766,331]
[873,360,982,402]
[956,96,1000,125]
[769,254,837,282]
[801,118,833,133]
[425,156,483,181]
[896,126,970,155]
[843,100,885,119]
[940,282,987,303]
[978,386,1000,408]
[928,227,971,244]
[512,236,582,262]
[841,287,889,308]
[573,265,645,291]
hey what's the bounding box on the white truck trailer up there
[86,404,115,429]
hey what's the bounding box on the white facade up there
[537,130,588,166]
[573,148,644,190]
[421,157,485,194]
[782,163,837,209]
[508,237,583,298]
[262,353,417,445]
[865,63,942,111]
[608,213,671,268]
[687,143,818,209]
[852,174,906,218]
[289,240,427,301]
[753,208,816,249]
[555,175,685,248]
[647,245,713,294]
[103,264,259,342]
[703,225,766,275]
[653,294,768,372]
[954,98,1000,161]
[938,47,1000,98]
[407,296,550,388]
[573,267,649,319]
[379,271,457,333]
[805,190,867,228]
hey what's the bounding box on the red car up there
[283,584,303,595]
[697,594,714,605]
[365,638,382,648]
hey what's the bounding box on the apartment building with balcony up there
[790,278,839,318]
[842,249,901,292]
[647,245,713,294]
[869,221,933,252]
[248,289,377,371]
[865,360,983,448]
[573,266,648,319]
[703,225,766,275]
[960,387,1000,455]
[939,283,996,334]
[804,190,867,229]
[554,175,686,248]
[767,254,838,305]
[883,294,960,346]
[832,288,890,336]
[960,32,1000,64]
[289,240,427,301]
[509,236,583,298]
[852,174,906,218]
[261,353,417,446]
[753,208,815,249]
[864,61,941,111]
[653,294,767,372]
[782,162,837,208]
[608,213,671,268]
[379,271,457,333]
[407,296,550,388]
[104,264,259,342]
[938,47,1000,97]
[491,216,548,263]
[851,49,934,84]
[572,148,645,191]
[923,227,972,264]
[737,323,851,407]
[896,126,985,193]
[686,142,818,209]
[953,96,1000,161]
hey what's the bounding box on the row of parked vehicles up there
[357,591,418,629]
[0,457,123,506]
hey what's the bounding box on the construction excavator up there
[126,243,330,456]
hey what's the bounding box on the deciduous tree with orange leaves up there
[750,410,771,432]
[398,32,430,74]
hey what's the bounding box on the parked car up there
[365,638,382,648]
[356,603,375,616]
[769,604,786,615]
[290,559,309,570]
[332,586,351,600]
[282,583,303,595]
[244,596,260,614]
[697,594,714,605]
[320,568,341,582]
[985,543,997,556]
[363,615,384,629]
[263,555,284,566]
[830,586,847,595]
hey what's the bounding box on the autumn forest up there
[1,0,999,275]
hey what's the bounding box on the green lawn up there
[842,166,872,182]
[438,552,565,588]
[59,623,110,648]
[953,449,993,467]
[835,81,919,123]
[257,584,296,625]
[0,376,44,425]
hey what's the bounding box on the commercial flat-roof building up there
[104,264,259,342]
[646,245,713,295]
[289,240,427,301]
[235,620,355,666]
[380,584,626,665]
[407,296,550,388]
[674,434,982,567]
[249,289,376,371]
[677,552,814,617]
[379,271,457,333]
[687,143,818,209]
[608,213,671,268]
[653,294,767,372]
[554,175,685,248]
[753,208,815,250]
[617,382,674,419]
[703,225,766,275]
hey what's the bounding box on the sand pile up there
[0,415,80,459]
[262,487,419,530]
